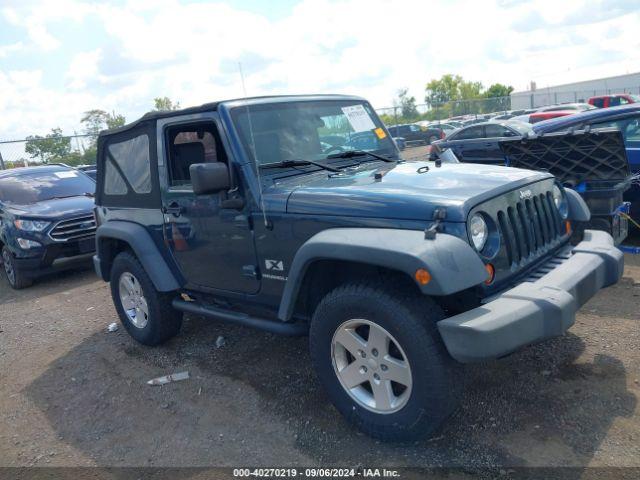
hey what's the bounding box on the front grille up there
[49,214,96,242]
[496,192,563,266]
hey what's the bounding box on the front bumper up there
[12,237,95,278]
[437,230,624,363]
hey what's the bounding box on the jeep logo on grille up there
[519,189,532,200]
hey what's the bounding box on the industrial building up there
[510,72,640,109]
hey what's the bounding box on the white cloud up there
[0,41,23,58]
[66,49,101,89]
[0,0,638,139]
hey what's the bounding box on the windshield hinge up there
[424,208,447,240]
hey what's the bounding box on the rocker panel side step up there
[172,298,309,336]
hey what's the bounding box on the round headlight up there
[469,213,488,251]
[552,185,569,219]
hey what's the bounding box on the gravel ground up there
[401,145,431,161]
[0,242,638,474]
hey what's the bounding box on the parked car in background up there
[510,104,594,124]
[77,164,97,180]
[393,137,406,150]
[443,120,464,129]
[533,103,640,220]
[417,121,458,137]
[432,121,532,164]
[0,165,96,288]
[528,110,576,124]
[386,123,444,145]
[588,94,640,109]
[461,118,487,127]
[538,103,596,113]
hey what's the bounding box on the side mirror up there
[190,163,230,195]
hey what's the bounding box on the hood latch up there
[424,208,447,240]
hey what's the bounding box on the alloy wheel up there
[118,272,149,328]
[331,319,412,414]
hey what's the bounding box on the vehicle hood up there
[268,161,551,222]
[3,196,94,220]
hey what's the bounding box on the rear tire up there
[309,282,461,441]
[110,252,182,345]
[1,247,33,289]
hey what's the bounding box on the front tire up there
[1,247,32,289]
[309,283,460,441]
[110,252,182,345]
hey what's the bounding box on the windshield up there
[506,121,533,135]
[0,169,95,204]
[231,100,398,167]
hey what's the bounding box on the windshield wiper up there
[326,150,397,163]
[260,159,340,173]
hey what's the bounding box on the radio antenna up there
[238,62,269,228]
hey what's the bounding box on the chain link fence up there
[375,96,513,127]
[0,134,94,170]
[375,86,640,127]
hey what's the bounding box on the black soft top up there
[98,94,365,138]
[98,101,221,137]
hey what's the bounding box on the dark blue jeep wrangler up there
[93,95,623,440]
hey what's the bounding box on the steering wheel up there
[323,145,346,154]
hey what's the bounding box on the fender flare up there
[95,221,182,292]
[277,228,487,321]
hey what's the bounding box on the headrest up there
[173,142,205,162]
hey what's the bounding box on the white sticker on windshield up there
[54,171,77,179]
[341,104,376,133]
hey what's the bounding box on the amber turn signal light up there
[565,220,572,235]
[484,263,495,285]
[415,268,431,285]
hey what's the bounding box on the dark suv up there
[93,95,622,440]
[0,165,96,288]
[386,123,444,146]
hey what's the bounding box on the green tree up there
[425,74,485,116]
[456,80,484,115]
[106,113,126,129]
[81,109,126,143]
[153,97,180,111]
[424,75,516,116]
[395,88,419,119]
[424,74,464,107]
[484,83,514,112]
[485,83,514,99]
[24,128,71,164]
[378,113,395,126]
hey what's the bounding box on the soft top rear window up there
[106,134,151,194]
[96,121,160,209]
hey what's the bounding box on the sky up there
[0,0,638,140]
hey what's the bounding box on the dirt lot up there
[401,144,431,161]
[0,238,639,474]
